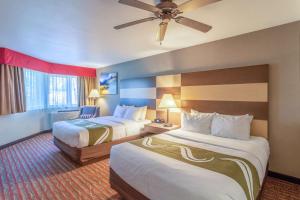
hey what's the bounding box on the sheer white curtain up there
[24,69,78,110]
[48,74,78,108]
[24,69,47,110]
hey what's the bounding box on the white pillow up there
[211,114,253,140]
[191,109,215,116]
[121,105,146,120]
[138,106,147,121]
[123,106,140,121]
[113,105,126,118]
[190,109,200,115]
[181,111,215,134]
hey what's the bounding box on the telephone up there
[153,118,165,123]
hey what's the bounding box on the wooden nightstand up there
[142,123,180,137]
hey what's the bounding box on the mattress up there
[110,129,270,200]
[52,116,150,148]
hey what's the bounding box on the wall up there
[0,111,51,146]
[97,21,300,178]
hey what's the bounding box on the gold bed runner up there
[67,119,113,146]
[130,136,260,200]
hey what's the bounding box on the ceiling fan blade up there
[114,17,157,30]
[118,0,161,13]
[177,0,221,13]
[157,22,168,42]
[175,17,212,32]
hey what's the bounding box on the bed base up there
[110,168,149,200]
[110,166,269,200]
[54,134,142,165]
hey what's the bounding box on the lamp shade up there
[88,89,100,98]
[158,94,177,109]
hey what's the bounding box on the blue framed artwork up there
[99,72,118,95]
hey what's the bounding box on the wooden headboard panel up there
[120,64,269,138]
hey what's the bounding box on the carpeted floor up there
[0,133,299,200]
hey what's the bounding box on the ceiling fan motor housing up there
[157,1,177,11]
[159,0,174,2]
[156,0,178,20]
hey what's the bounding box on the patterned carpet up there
[0,133,299,200]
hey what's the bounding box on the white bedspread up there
[53,116,150,148]
[110,129,270,200]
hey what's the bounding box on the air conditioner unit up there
[50,110,80,127]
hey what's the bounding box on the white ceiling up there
[0,0,300,68]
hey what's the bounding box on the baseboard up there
[269,171,300,185]
[0,129,52,150]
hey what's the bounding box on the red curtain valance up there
[0,48,96,77]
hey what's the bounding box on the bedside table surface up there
[145,123,179,130]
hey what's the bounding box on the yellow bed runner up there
[130,136,260,200]
[67,119,113,146]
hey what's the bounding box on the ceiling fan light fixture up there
[157,22,168,44]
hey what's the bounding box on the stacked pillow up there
[181,109,253,140]
[113,105,147,121]
[113,105,127,118]
[211,113,253,140]
[181,110,215,134]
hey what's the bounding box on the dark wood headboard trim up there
[181,64,268,86]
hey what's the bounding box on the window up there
[48,74,78,108]
[24,70,47,110]
[24,69,78,110]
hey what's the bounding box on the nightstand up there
[142,123,180,137]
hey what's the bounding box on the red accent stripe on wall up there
[0,48,96,77]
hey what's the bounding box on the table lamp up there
[88,89,100,105]
[158,94,177,127]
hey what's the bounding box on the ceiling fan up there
[114,0,221,43]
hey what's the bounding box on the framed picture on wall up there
[99,72,118,95]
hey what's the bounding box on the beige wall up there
[0,111,51,146]
[97,21,300,178]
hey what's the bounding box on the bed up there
[109,65,270,200]
[53,116,150,164]
[110,129,269,200]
